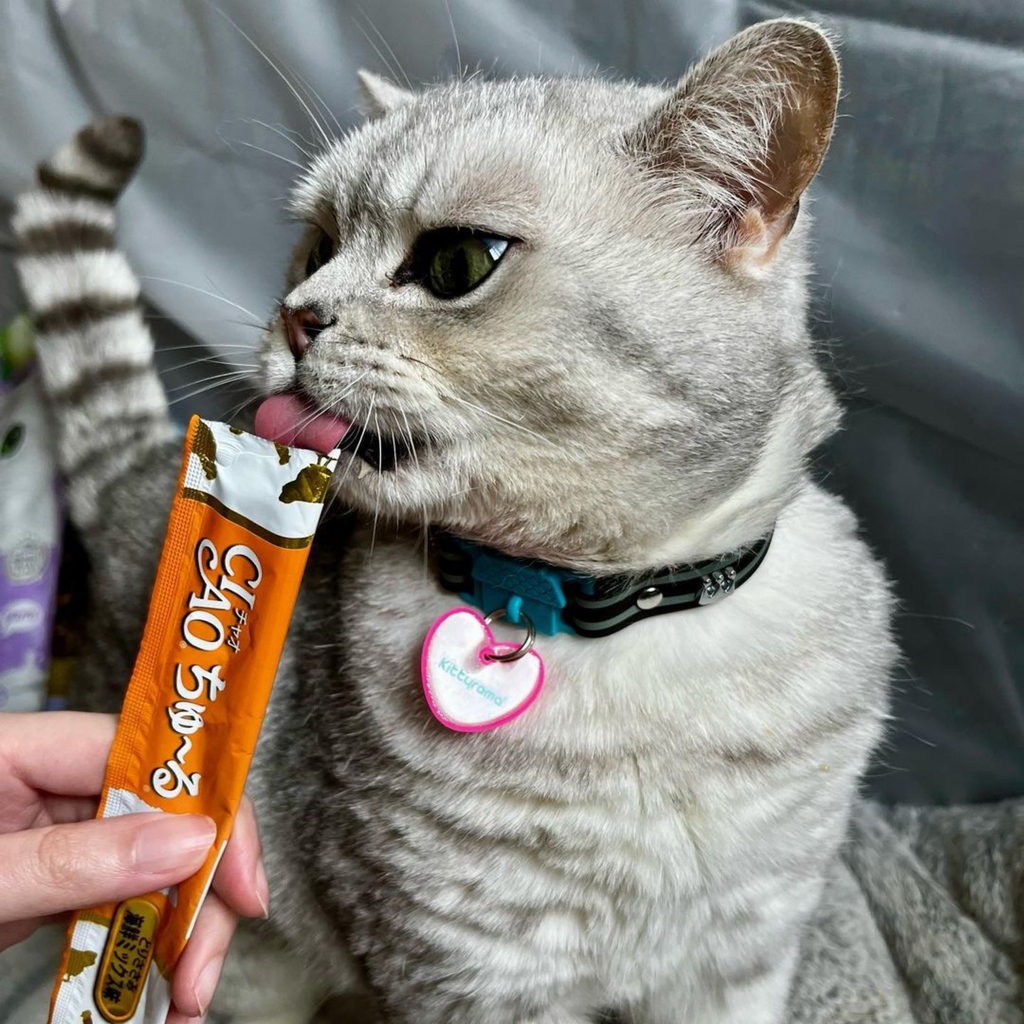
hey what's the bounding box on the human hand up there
[0,711,269,1022]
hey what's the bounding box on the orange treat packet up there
[49,416,336,1024]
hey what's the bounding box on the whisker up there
[289,67,346,139]
[898,612,977,630]
[370,409,383,558]
[220,317,267,332]
[213,7,334,148]
[416,409,436,461]
[228,138,308,172]
[166,368,257,395]
[401,353,445,377]
[286,402,330,439]
[221,393,261,427]
[168,371,258,406]
[353,21,402,89]
[353,7,414,90]
[165,353,259,374]
[282,370,374,442]
[145,316,265,336]
[440,484,478,501]
[141,276,266,326]
[421,507,431,580]
[401,352,539,445]
[317,386,354,520]
[442,0,463,76]
[396,405,431,576]
[397,406,422,473]
[445,393,559,449]
[151,341,259,352]
[332,369,373,404]
[243,118,316,159]
[321,419,347,520]
[337,398,376,487]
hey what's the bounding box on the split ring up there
[482,608,536,663]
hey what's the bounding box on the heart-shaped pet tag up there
[421,607,545,732]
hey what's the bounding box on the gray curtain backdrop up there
[1,0,1020,805]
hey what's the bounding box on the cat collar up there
[435,530,773,639]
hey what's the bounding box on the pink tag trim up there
[420,607,545,733]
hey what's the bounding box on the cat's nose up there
[281,305,332,359]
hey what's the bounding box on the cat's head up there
[256,19,841,571]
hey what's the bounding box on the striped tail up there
[12,115,173,530]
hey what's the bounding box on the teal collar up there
[435,530,773,639]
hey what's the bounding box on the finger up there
[0,912,65,953]
[166,1010,204,1024]
[210,797,268,920]
[0,712,117,797]
[0,917,44,951]
[170,889,236,1018]
[0,813,216,923]
[42,795,100,826]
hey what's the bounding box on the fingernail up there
[134,815,216,873]
[193,955,224,1017]
[254,858,270,918]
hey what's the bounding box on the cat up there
[13,19,897,1024]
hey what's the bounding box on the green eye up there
[1,423,24,459]
[419,230,510,299]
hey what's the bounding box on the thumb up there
[0,813,216,923]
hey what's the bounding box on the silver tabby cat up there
[13,19,896,1024]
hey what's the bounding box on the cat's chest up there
[284,513,887,924]
[300,525,865,806]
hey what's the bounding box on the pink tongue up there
[253,393,350,454]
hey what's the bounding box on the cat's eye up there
[407,229,511,299]
[1,423,24,459]
[305,230,335,278]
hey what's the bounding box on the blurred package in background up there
[0,314,62,711]
[45,521,90,710]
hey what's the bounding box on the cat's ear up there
[623,19,839,271]
[357,70,415,119]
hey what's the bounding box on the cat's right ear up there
[622,20,839,272]
[357,70,415,119]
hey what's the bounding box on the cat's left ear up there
[623,19,839,271]
[357,70,415,119]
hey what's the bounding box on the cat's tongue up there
[253,393,349,454]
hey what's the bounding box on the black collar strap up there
[435,530,773,639]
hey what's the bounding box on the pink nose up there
[281,306,329,359]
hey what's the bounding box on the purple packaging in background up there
[0,369,62,712]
